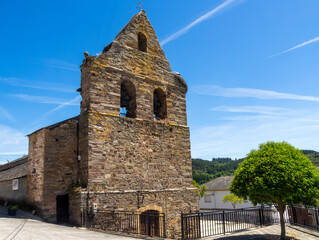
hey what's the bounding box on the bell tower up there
[77,10,198,238]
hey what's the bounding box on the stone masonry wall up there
[80,11,188,126]
[86,112,193,190]
[69,191,87,226]
[79,112,89,186]
[27,118,78,222]
[41,119,78,222]
[76,188,198,239]
[27,129,45,212]
[77,11,199,238]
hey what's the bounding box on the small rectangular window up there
[204,194,212,202]
[12,179,19,191]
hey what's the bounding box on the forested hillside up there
[192,150,319,184]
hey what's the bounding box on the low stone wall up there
[72,188,199,239]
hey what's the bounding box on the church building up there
[0,10,198,239]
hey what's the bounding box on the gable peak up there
[103,11,166,58]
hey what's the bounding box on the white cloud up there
[0,77,76,93]
[193,85,319,102]
[0,125,28,164]
[11,94,79,105]
[191,107,319,159]
[0,105,15,121]
[160,0,238,46]
[42,58,80,72]
[269,35,319,58]
[44,95,81,115]
[27,95,81,133]
[211,105,293,115]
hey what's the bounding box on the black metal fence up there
[181,207,285,240]
[288,205,319,230]
[82,209,165,238]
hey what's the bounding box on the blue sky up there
[1,0,319,164]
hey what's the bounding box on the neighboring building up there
[0,10,198,239]
[0,156,28,204]
[200,176,256,210]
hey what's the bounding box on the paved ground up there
[1,206,319,240]
[0,206,139,240]
[208,224,319,240]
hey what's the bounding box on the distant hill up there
[192,150,319,185]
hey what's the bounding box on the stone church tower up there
[25,10,198,239]
[75,10,198,238]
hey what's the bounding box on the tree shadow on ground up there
[214,234,296,240]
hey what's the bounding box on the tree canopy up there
[229,141,319,239]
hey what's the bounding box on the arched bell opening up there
[120,80,136,118]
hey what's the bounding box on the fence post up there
[315,208,319,228]
[181,213,184,240]
[261,206,264,225]
[163,213,166,238]
[292,206,297,224]
[222,211,226,235]
[197,213,201,238]
[259,208,262,227]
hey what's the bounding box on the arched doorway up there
[140,210,161,237]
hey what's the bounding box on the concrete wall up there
[0,177,27,203]
[200,190,256,210]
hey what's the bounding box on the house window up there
[138,32,147,52]
[120,80,136,118]
[12,179,19,191]
[153,88,167,120]
[204,194,212,203]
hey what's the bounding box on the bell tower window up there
[120,80,136,118]
[138,32,147,52]
[153,88,167,120]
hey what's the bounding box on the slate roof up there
[0,155,28,182]
[204,176,234,191]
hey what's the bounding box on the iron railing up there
[181,207,286,240]
[288,205,319,230]
[82,209,165,238]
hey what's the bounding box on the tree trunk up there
[278,202,286,240]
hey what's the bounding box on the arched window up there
[120,80,136,118]
[138,32,147,52]
[153,88,167,120]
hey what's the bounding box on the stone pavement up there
[206,224,319,240]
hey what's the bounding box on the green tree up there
[229,141,319,240]
[192,180,207,198]
[222,194,243,209]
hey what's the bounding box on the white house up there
[200,176,257,210]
